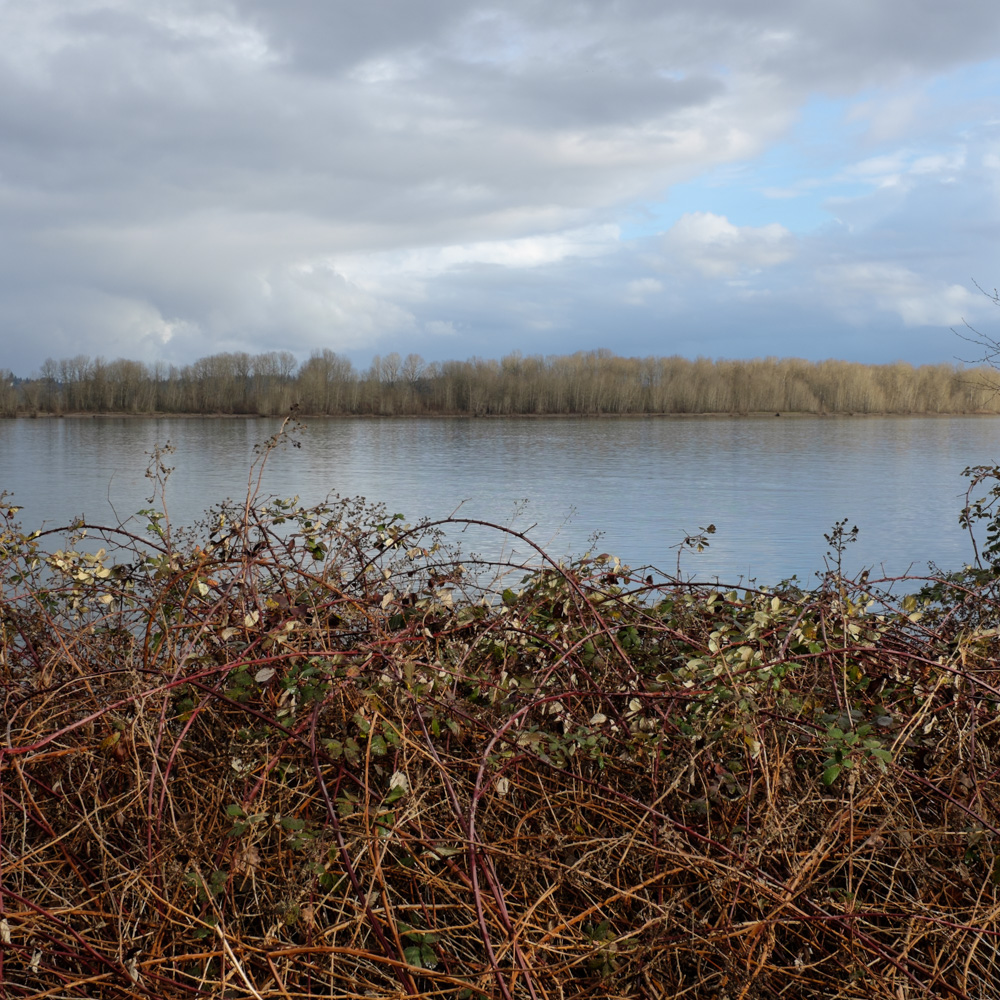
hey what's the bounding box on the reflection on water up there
[2,415,998,585]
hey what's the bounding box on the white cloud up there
[842,148,966,191]
[80,291,199,355]
[844,152,911,190]
[330,225,622,299]
[660,212,795,278]
[424,319,458,337]
[910,152,965,176]
[229,263,418,349]
[402,225,621,273]
[820,263,979,327]
[624,278,663,304]
[846,90,925,144]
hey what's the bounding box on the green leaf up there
[404,943,438,969]
[822,764,842,785]
[226,804,245,817]
[281,816,306,831]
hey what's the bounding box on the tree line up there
[2,348,999,417]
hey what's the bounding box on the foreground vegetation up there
[5,428,1000,997]
[4,349,1000,416]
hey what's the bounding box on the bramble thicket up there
[5,422,1000,997]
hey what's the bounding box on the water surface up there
[2,415,998,585]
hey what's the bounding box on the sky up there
[2,0,1000,375]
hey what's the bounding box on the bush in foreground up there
[3,434,1000,998]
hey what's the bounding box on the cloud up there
[847,89,926,144]
[840,148,966,192]
[624,278,663,305]
[819,263,980,327]
[424,319,458,337]
[0,1,999,372]
[331,225,622,304]
[660,213,795,278]
[229,263,418,349]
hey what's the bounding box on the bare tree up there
[954,283,1000,402]
[0,368,17,417]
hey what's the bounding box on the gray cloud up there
[0,1,998,372]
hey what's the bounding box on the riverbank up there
[5,350,999,418]
[8,406,1000,419]
[3,458,1000,997]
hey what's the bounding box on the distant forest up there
[2,349,999,417]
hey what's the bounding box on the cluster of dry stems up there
[3,441,1000,998]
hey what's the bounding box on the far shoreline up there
[6,408,1000,420]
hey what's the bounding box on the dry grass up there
[4,431,1000,998]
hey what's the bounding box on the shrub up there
[3,425,1000,997]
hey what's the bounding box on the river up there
[2,414,998,586]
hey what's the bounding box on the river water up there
[2,415,998,586]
